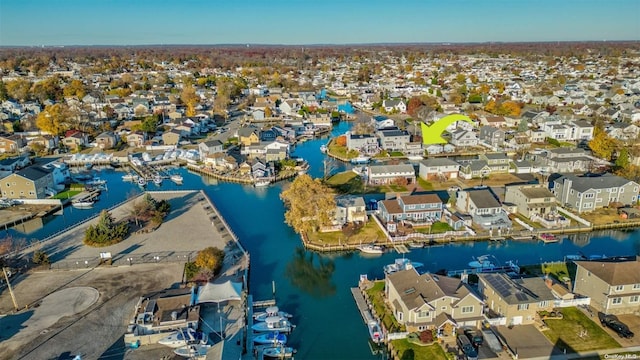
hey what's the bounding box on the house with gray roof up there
[552,174,640,213]
[386,269,485,333]
[418,158,460,181]
[504,184,557,219]
[377,129,410,152]
[456,189,512,230]
[378,194,443,225]
[366,163,415,186]
[345,132,379,154]
[573,256,640,315]
[478,273,556,326]
[199,139,224,160]
[449,129,478,148]
[479,126,505,148]
[542,148,594,173]
[0,164,54,199]
[333,195,366,226]
[458,160,491,180]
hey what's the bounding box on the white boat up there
[85,177,106,186]
[158,328,207,348]
[469,255,495,269]
[350,156,370,164]
[262,346,296,358]
[253,332,287,345]
[122,173,137,181]
[153,175,163,185]
[254,179,271,187]
[254,306,293,322]
[72,200,95,209]
[319,144,328,153]
[251,316,294,333]
[138,178,147,187]
[368,320,382,344]
[357,244,385,254]
[384,258,424,274]
[170,174,183,184]
[173,344,211,357]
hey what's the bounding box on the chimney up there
[544,276,553,289]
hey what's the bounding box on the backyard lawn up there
[415,222,454,234]
[306,218,386,245]
[390,339,449,360]
[543,307,620,352]
[366,281,404,332]
[53,189,82,199]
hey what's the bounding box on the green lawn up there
[390,339,448,360]
[521,261,575,282]
[306,218,386,246]
[366,281,405,332]
[53,190,82,199]
[543,307,621,352]
[417,177,434,190]
[415,222,453,234]
[325,171,381,194]
[328,143,358,159]
[325,171,358,186]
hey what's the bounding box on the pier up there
[351,287,376,325]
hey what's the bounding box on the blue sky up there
[1,0,638,46]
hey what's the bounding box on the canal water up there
[7,121,640,359]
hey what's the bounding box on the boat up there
[356,243,385,255]
[262,346,296,358]
[153,175,163,185]
[158,328,207,348]
[122,173,137,181]
[350,156,371,164]
[72,200,95,209]
[565,254,587,261]
[254,306,293,322]
[85,163,93,170]
[469,255,495,269]
[368,320,382,344]
[539,233,559,243]
[254,179,271,187]
[85,177,106,186]
[251,316,294,333]
[173,344,211,358]
[319,144,328,153]
[384,258,424,274]
[253,332,287,345]
[408,241,424,249]
[170,174,183,184]
[137,178,147,187]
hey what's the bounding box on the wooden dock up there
[394,244,409,254]
[351,287,375,324]
[252,299,277,308]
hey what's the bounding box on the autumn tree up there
[615,148,630,169]
[63,79,86,99]
[180,84,199,117]
[280,174,336,234]
[194,246,224,274]
[0,81,8,101]
[36,103,73,135]
[406,97,424,117]
[589,127,617,161]
[5,79,32,102]
[31,76,63,103]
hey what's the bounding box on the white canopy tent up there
[196,281,242,304]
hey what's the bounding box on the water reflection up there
[285,248,336,298]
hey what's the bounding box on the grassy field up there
[543,307,621,352]
[306,218,386,245]
[53,190,82,199]
[417,177,434,190]
[415,222,454,234]
[328,143,358,159]
[390,339,449,360]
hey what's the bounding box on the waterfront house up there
[95,131,119,150]
[126,132,146,148]
[504,184,557,219]
[377,129,411,152]
[62,131,89,151]
[386,269,485,334]
[333,195,367,227]
[479,126,505,148]
[251,158,274,180]
[552,174,640,213]
[346,132,379,153]
[479,153,510,174]
[378,194,443,224]
[199,139,224,160]
[204,153,237,171]
[449,129,478,148]
[418,158,460,181]
[371,115,395,130]
[458,160,491,180]
[366,163,416,186]
[0,165,55,199]
[161,129,182,146]
[237,126,261,146]
[477,273,556,326]
[573,256,640,315]
[456,189,512,230]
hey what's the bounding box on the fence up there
[48,250,199,270]
[554,297,590,308]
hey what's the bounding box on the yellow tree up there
[500,101,522,117]
[5,79,32,102]
[280,174,336,234]
[194,246,224,272]
[589,127,617,161]
[180,84,199,116]
[36,103,72,135]
[63,79,86,99]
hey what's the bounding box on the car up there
[464,328,484,348]
[601,315,635,339]
[457,334,478,360]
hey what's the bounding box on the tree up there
[615,148,630,169]
[36,103,73,135]
[194,247,224,273]
[180,84,199,117]
[84,210,130,246]
[406,97,424,117]
[280,174,336,234]
[5,79,32,102]
[33,249,50,265]
[589,127,617,161]
[0,81,8,101]
[31,76,63,103]
[63,79,86,99]
[133,116,159,133]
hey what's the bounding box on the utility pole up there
[3,267,19,311]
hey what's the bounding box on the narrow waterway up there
[7,120,640,359]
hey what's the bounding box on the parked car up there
[601,315,634,339]
[464,328,484,348]
[448,186,462,192]
[457,334,478,360]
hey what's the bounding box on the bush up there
[419,330,435,344]
[184,261,200,281]
[84,210,130,247]
[33,250,50,265]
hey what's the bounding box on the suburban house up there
[607,122,640,141]
[386,269,485,334]
[456,189,512,230]
[251,159,275,180]
[62,131,89,151]
[479,153,510,174]
[542,120,594,141]
[458,160,492,180]
[345,132,379,153]
[126,132,146,147]
[366,163,416,186]
[482,116,508,128]
[371,115,395,130]
[28,135,58,151]
[542,148,594,173]
[477,273,556,326]
[552,174,640,213]
[237,127,261,146]
[382,99,407,113]
[0,165,55,199]
[95,131,119,150]
[449,129,478,147]
[0,155,30,172]
[418,158,460,181]
[479,126,505,148]
[504,184,557,219]
[333,195,367,227]
[203,153,237,171]
[161,129,182,146]
[573,256,640,315]
[198,139,224,160]
[378,194,443,224]
[377,129,411,152]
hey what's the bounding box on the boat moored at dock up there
[251,316,294,333]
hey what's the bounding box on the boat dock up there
[351,287,376,325]
[393,244,409,254]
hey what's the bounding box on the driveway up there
[495,325,561,359]
[605,314,640,347]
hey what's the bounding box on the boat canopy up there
[196,281,242,304]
